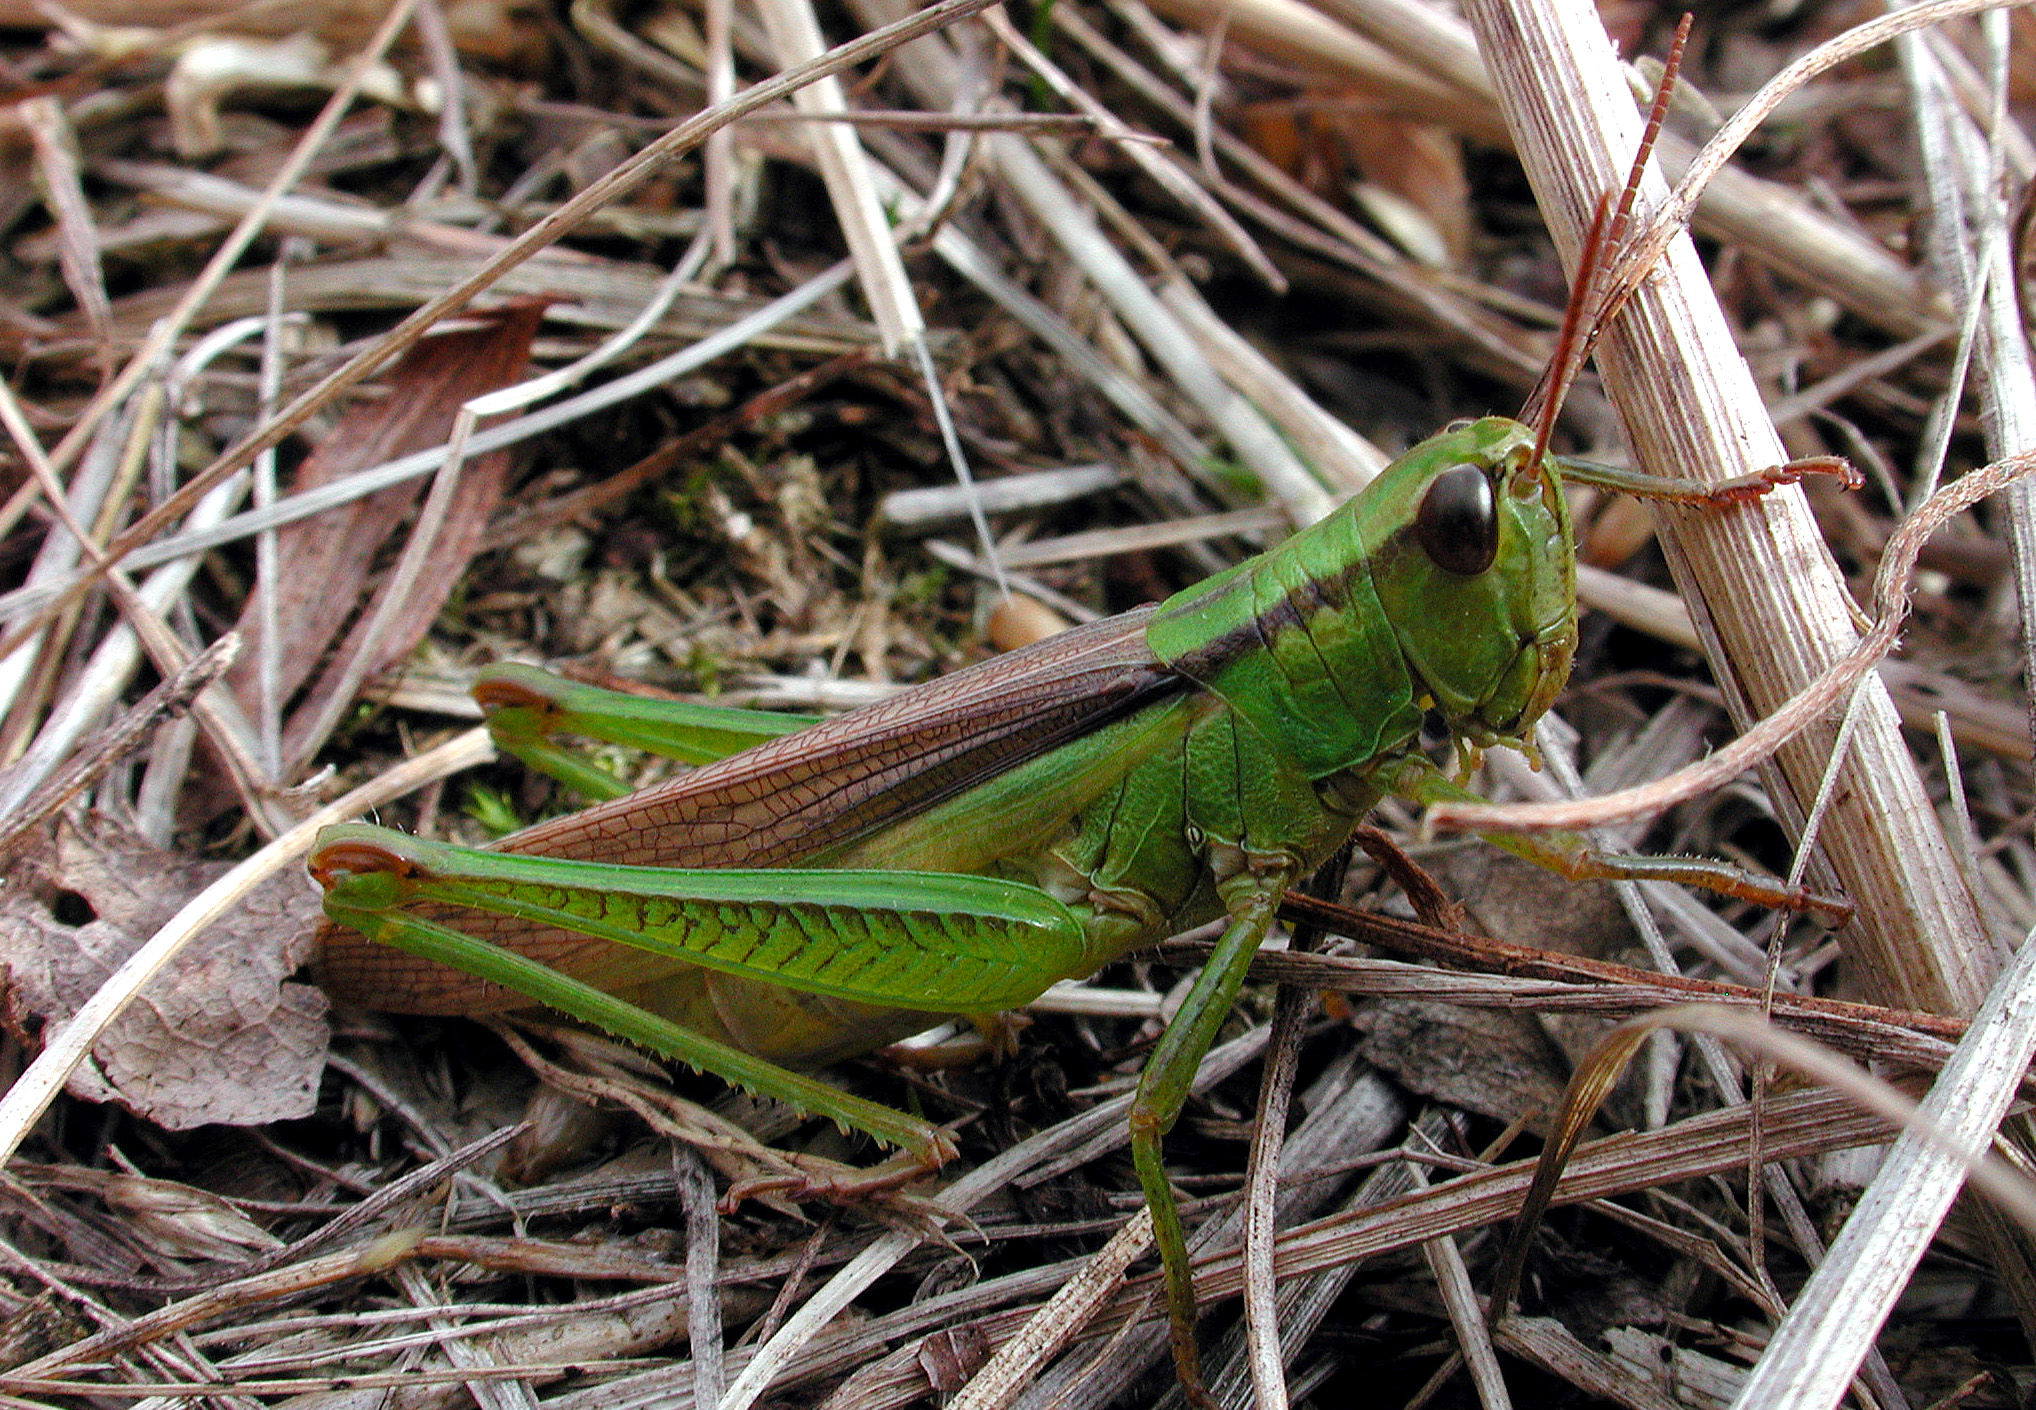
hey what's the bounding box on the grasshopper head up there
[1367,416,1578,750]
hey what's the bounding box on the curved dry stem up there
[1612,0,2036,319]
[1486,1001,2036,1323]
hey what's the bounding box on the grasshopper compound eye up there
[1416,463,1499,576]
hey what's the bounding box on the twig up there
[0,633,237,858]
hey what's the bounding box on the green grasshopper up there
[309,92,1848,1401]
[311,426,1845,1388]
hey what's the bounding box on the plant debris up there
[0,2,2032,1406]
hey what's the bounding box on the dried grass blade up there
[755,0,921,356]
[1723,931,2036,1409]
[1411,1161,1510,1410]
[1897,22,2036,1344]
[0,376,277,832]
[948,1210,1154,1410]
[1901,15,2036,800]
[1490,1317,1682,1410]
[1239,973,1311,1410]
[220,305,538,720]
[16,97,111,368]
[0,404,135,736]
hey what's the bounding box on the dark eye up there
[1416,464,1498,575]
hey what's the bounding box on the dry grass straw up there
[1465,0,2005,1019]
[1466,0,2036,1388]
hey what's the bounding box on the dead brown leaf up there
[223,299,544,768]
[0,815,327,1129]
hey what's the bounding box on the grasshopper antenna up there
[1521,193,1615,471]
[1520,14,1692,470]
[1569,16,1693,387]
[1523,15,1858,508]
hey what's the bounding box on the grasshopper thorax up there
[1147,416,1576,780]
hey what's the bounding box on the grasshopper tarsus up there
[1709,454,1863,503]
[1783,454,1865,491]
[1641,857,1851,925]
[1170,1344,1220,1410]
[720,1138,956,1210]
[1756,878,1853,927]
[1555,453,1860,507]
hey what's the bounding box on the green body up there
[314,413,1843,1393]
